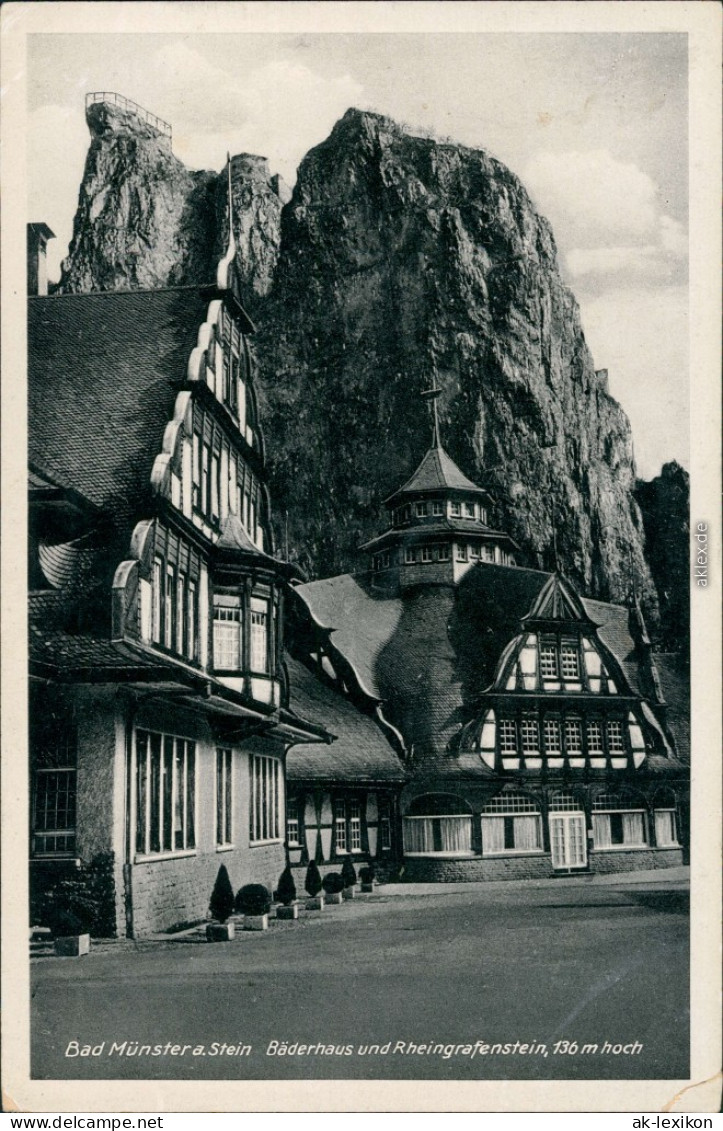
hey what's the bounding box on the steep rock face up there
[57,102,657,613]
[634,463,690,650]
[255,109,655,611]
[60,102,287,303]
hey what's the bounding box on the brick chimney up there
[27,223,55,296]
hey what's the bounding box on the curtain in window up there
[513,816,541,851]
[439,816,472,853]
[655,811,677,846]
[592,813,612,848]
[481,817,505,854]
[403,819,434,853]
[623,811,645,845]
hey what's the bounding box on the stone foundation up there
[397,847,684,883]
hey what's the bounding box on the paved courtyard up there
[30,869,689,1081]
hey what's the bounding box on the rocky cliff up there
[58,101,658,613]
[634,463,689,650]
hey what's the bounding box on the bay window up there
[136,730,196,856]
[250,598,269,673]
[213,595,242,671]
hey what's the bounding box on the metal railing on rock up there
[85,92,172,143]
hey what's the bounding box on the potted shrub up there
[235,883,272,931]
[275,865,299,921]
[304,861,324,910]
[341,856,357,899]
[206,865,235,941]
[359,863,375,893]
[51,909,90,957]
[322,871,345,906]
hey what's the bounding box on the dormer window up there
[560,637,580,680]
[540,637,558,679]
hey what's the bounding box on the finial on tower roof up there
[216,153,236,292]
[420,384,442,448]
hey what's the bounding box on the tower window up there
[449,501,461,518]
[463,502,476,518]
[421,545,433,562]
[405,547,416,564]
[438,544,450,561]
[415,502,427,518]
[456,543,468,561]
[432,500,444,517]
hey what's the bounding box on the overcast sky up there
[27,32,688,480]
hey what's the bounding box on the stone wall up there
[399,846,683,883]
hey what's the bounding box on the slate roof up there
[654,652,691,764]
[295,563,669,766]
[361,520,518,552]
[284,656,405,783]
[29,623,171,677]
[384,445,492,505]
[29,287,209,529]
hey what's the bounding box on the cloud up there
[523,148,659,248]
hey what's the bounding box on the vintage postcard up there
[2,0,720,1115]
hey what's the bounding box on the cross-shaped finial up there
[420,385,442,448]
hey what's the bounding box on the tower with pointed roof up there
[361,388,519,592]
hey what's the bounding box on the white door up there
[549,813,587,871]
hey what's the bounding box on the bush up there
[276,865,296,907]
[49,908,84,938]
[359,864,375,884]
[322,872,345,895]
[341,856,357,888]
[305,860,322,897]
[37,853,117,938]
[209,865,235,923]
[234,883,272,917]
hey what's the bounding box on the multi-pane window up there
[250,755,281,842]
[543,718,562,754]
[136,731,196,856]
[213,596,242,671]
[403,796,472,855]
[378,799,392,851]
[286,799,301,847]
[187,580,197,661]
[565,718,583,753]
[481,792,542,854]
[499,719,517,753]
[349,800,362,851]
[456,544,468,561]
[450,501,462,517]
[164,565,175,649]
[334,799,347,852]
[587,721,604,753]
[216,748,233,846]
[152,558,162,644]
[421,545,433,563]
[470,544,480,559]
[521,718,539,753]
[176,574,186,655]
[405,547,416,564]
[560,638,580,679]
[415,502,427,517]
[539,637,558,679]
[432,500,444,517]
[32,769,76,856]
[607,720,624,752]
[250,598,269,673]
[333,798,363,854]
[592,792,647,849]
[438,544,450,561]
[148,526,201,661]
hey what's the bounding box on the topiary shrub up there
[209,865,235,923]
[235,883,272,916]
[276,865,296,907]
[322,872,345,895]
[341,857,357,888]
[359,864,375,884]
[305,860,323,897]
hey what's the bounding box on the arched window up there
[403,794,472,857]
[592,790,647,849]
[481,791,542,855]
[548,791,583,812]
[652,788,679,847]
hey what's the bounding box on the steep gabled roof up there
[284,656,405,783]
[29,287,210,528]
[384,445,491,505]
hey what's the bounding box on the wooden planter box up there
[243,913,269,931]
[305,895,324,911]
[276,903,299,921]
[325,891,343,905]
[54,933,90,957]
[206,921,235,942]
[342,886,356,900]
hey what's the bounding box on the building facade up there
[28,194,336,936]
[292,418,689,882]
